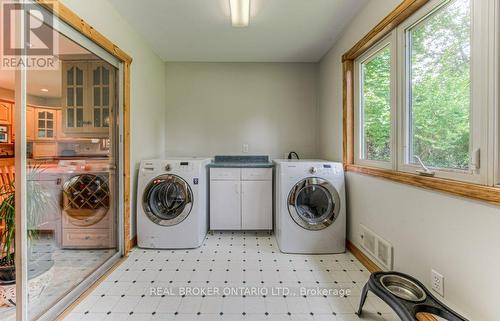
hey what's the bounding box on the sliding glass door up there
[0,2,124,320]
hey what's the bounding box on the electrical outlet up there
[242,144,249,153]
[431,269,444,296]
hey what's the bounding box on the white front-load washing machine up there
[137,158,210,249]
[274,160,346,254]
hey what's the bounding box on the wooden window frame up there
[397,0,486,185]
[354,33,397,170]
[343,0,500,206]
[36,0,135,253]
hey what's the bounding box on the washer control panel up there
[141,160,195,174]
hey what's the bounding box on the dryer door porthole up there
[143,174,193,226]
[287,177,340,230]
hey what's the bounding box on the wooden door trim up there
[36,1,132,64]
[35,0,133,254]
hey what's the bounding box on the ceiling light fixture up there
[229,0,250,27]
[40,88,49,92]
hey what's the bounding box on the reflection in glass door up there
[0,4,123,320]
[26,37,119,321]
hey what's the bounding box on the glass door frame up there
[13,1,127,320]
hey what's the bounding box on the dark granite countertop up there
[207,155,274,168]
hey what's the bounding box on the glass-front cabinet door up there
[62,62,87,133]
[62,61,115,136]
[35,109,56,140]
[91,62,114,132]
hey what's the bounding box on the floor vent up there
[360,224,393,270]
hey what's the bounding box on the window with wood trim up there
[355,36,396,169]
[406,0,471,172]
[352,0,494,186]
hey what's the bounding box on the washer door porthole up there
[142,174,193,226]
[287,177,340,230]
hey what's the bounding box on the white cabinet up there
[241,180,272,230]
[210,168,240,180]
[210,168,272,230]
[210,180,241,230]
[31,174,62,245]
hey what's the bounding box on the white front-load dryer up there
[137,158,210,249]
[274,160,346,254]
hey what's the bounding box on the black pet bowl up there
[358,271,469,321]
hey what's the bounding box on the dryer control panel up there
[280,162,343,178]
[312,163,343,176]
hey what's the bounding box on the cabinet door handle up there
[235,184,239,194]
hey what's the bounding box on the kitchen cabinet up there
[210,168,272,230]
[12,105,52,142]
[35,108,56,140]
[32,142,57,158]
[61,173,115,249]
[0,101,12,125]
[56,109,67,140]
[31,174,62,245]
[90,62,114,132]
[62,211,115,249]
[62,61,114,136]
[26,106,35,141]
[62,228,114,248]
[62,61,86,133]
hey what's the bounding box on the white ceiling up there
[108,0,368,62]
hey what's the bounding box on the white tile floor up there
[63,232,398,321]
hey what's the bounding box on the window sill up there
[345,164,500,206]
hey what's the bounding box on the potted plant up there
[0,179,15,285]
[0,165,56,307]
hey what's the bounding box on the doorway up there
[0,2,128,320]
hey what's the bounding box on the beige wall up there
[62,0,166,238]
[164,62,319,159]
[318,1,500,321]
